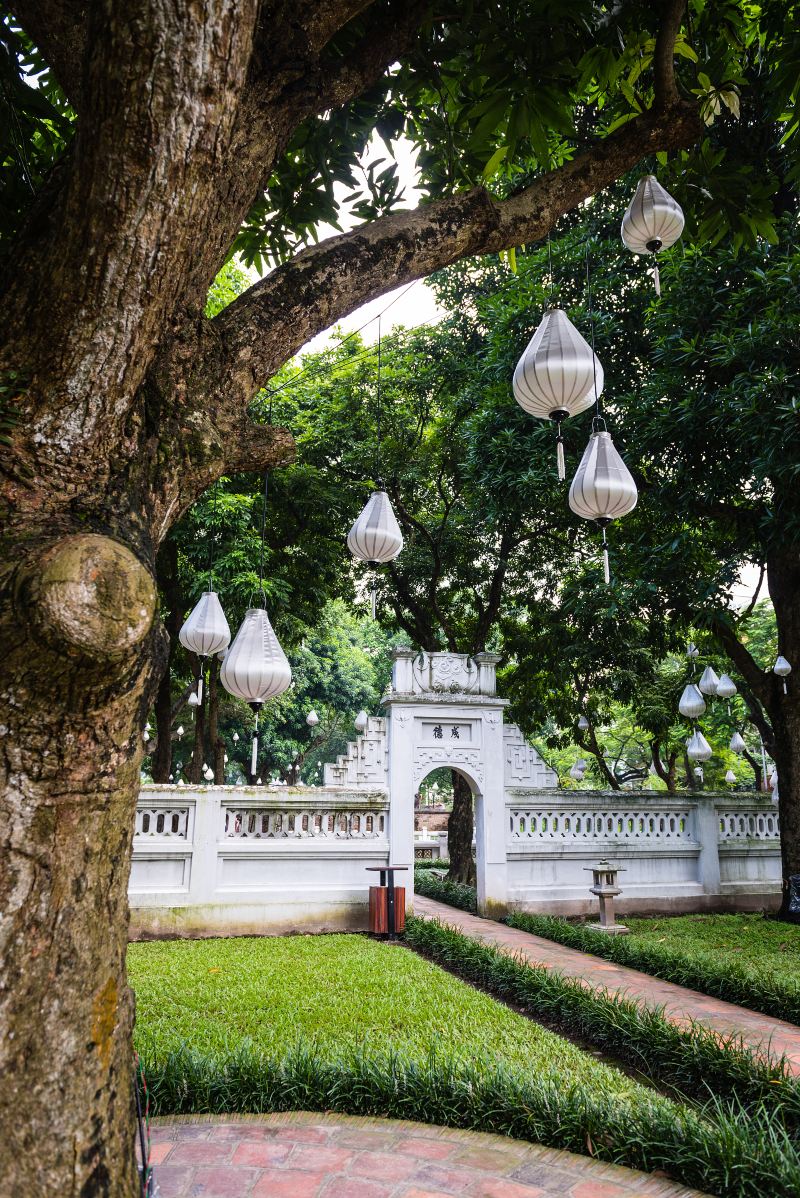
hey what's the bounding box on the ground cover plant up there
[129,930,800,1197]
[506,912,800,1027]
[414,866,477,912]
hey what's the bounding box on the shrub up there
[414,867,477,912]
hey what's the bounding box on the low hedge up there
[140,1041,800,1197]
[505,912,800,1027]
[404,916,800,1130]
[414,867,477,912]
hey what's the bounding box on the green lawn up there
[624,913,800,986]
[129,933,656,1105]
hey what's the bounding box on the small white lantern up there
[354,710,369,733]
[578,714,589,731]
[348,491,403,564]
[233,732,240,743]
[730,731,746,754]
[678,684,705,719]
[513,308,604,479]
[188,692,200,708]
[169,773,174,782]
[621,175,684,294]
[686,642,699,659]
[203,767,213,781]
[143,729,150,743]
[569,426,637,583]
[179,591,231,702]
[569,762,585,782]
[224,753,229,763]
[725,769,737,785]
[178,779,185,787]
[256,776,263,785]
[176,725,185,739]
[687,729,713,761]
[306,710,320,727]
[698,666,720,696]
[716,674,737,699]
[774,655,792,694]
[221,607,292,776]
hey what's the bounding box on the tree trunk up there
[766,550,800,920]
[0,535,162,1195]
[742,747,763,794]
[447,770,476,885]
[152,538,183,782]
[209,658,225,784]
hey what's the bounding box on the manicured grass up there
[129,933,650,1102]
[130,929,800,1196]
[626,913,800,986]
[506,912,800,1027]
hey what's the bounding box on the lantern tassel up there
[370,583,377,620]
[197,674,203,704]
[653,260,661,296]
[602,527,610,586]
[251,704,260,778]
[784,679,788,695]
[556,436,565,481]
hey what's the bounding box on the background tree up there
[1,2,796,1191]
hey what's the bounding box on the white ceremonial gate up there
[130,647,781,938]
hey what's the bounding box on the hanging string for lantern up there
[348,317,403,616]
[621,175,685,295]
[220,442,291,781]
[179,481,231,704]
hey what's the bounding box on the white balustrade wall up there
[129,785,389,938]
[505,790,781,916]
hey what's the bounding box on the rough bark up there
[447,770,476,886]
[765,549,800,919]
[209,658,226,784]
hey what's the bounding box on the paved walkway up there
[148,1112,711,1197]
[414,896,800,1075]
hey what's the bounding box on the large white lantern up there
[621,175,684,294]
[678,684,705,719]
[729,731,746,754]
[179,591,231,702]
[698,666,720,696]
[569,426,638,583]
[221,608,292,776]
[686,729,712,761]
[716,674,737,699]
[774,655,792,694]
[348,491,403,564]
[513,308,604,479]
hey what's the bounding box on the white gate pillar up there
[383,647,511,916]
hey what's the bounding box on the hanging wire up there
[584,238,602,422]
[547,232,555,309]
[205,482,219,589]
[256,391,274,609]
[375,315,382,485]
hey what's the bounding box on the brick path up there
[414,896,800,1075]
[148,1112,711,1197]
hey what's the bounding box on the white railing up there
[130,785,390,937]
[222,806,386,840]
[718,808,780,841]
[508,806,694,844]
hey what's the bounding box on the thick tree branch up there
[709,612,771,704]
[204,97,701,410]
[653,0,687,111]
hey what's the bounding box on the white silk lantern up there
[686,642,699,660]
[179,591,231,703]
[348,491,403,617]
[354,710,369,734]
[725,769,737,785]
[621,175,684,294]
[730,731,746,754]
[686,729,712,761]
[569,762,585,782]
[774,655,792,694]
[306,710,320,727]
[716,674,737,699]
[513,308,604,480]
[698,666,720,696]
[678,684,705,719]
[221,608,292,777]
[569,425,638,583]
[577,714,589,731]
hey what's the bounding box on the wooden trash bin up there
[366,866,407,938]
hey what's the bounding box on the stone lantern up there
[584,859,628,934]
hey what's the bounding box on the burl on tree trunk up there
[447,770,476,886]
